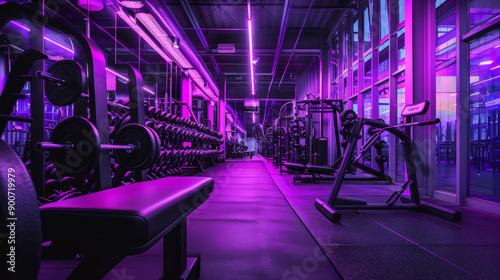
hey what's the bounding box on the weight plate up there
[49,117,100,177]
[0,139,41,279]
[45,60,86,107]
[114,124,160,170]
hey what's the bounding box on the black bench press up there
[39,176,214,280]
[286,161,392,184]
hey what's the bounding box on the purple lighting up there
[10,21,75,53]
[105,67,155,95]
[479,60,493,65]
[44,37,75,53]
[11,21,30,31]
[248,19,255,95]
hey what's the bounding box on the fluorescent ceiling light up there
[119,0,144,9]
[117,10,172,63]
[479,60,493,65]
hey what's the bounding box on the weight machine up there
[276,99,344,174]
[315,101,462,222]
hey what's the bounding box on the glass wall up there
[470,0,500,30]
[363,91,373,167]
[353,16,359,62]
[378,82,390,171]
[378,40,390,79]
[435,0,457,193]
[380,0,389,39]
[469,28,500,203]
[364,1,373,52]
[397,27,405,70]
[364,53,372,89]
[396,72,406,182]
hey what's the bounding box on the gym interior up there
[1,0,500,279]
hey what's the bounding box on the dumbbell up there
[374,140,387,150]
[46,164,59,180]
[375,155,388,164]
[341,140,349,148]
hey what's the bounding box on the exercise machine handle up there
[417,118,440,126]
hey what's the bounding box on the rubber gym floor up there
[39,158,500,280]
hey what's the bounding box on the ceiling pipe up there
[263,0,290,124]
[179,0,221,76]
[277,0,314,90]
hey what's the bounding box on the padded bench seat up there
[39,176,214,280]
[285,162,307,172]
[306,165,335,175]
[40,176,213,246]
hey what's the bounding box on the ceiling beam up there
[182,27,322,31]
[179,0,221,76]
[198,49,320,56]
[169,3,355,10]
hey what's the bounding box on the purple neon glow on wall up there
[10,21,75,53]
[248,19,255,95]
[105,67,155,95]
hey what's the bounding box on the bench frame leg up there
[67,253,126,280]
[161,220,200,280]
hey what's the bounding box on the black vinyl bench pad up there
[40,177,214,247]
[285,163,307,171]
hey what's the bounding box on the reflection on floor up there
[265,159,500,280]
[37,158,500,280]
[436,162,500,203]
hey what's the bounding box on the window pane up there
[353,97,358,114]
[353,19,359,62]
[363,91,373,167]
[378,82,390,171]
[353,64,358,95]
[378,40,389,79]
[380,0,389,39]
[398,0,405,25]
[396,72,406,182]
[397,27,405,70]
[343,30,348,70]
[469,29,500,203]
[364,53,372,89]
[364,4,372,52]
[470,0,500,30]
[436,64,457,193]
[436,0,456,68]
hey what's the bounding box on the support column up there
[456,0,469,205]
[321,33,332,164]
[181,73,193,119]
[405,0,437,195]
[218,76,226,153]
[30,14,45,196]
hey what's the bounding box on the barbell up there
[36,117,160,176]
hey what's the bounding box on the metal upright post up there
[30,9,45,196]
[404,0,437,195]
[456,0,469,205]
